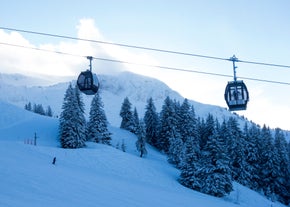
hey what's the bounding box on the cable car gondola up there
[225,80,249,111]
[77,56,99,95]
[224,55,249,111]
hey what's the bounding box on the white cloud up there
[0,18,158,78]
[0,29,79,77]
[77,18,104,40]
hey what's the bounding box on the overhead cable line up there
[0,26,228,61]
[1,41,290,86]
[237,59,290,69]
[1,26,290,69]
[0,42,83,58]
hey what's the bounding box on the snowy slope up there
[0,102,286,207]
[0,101,58,146]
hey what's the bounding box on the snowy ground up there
[0,101,286,207]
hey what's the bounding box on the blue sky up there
[1,0,290,130]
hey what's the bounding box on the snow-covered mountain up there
[0,71,243,127]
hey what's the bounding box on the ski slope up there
[0,101,286,207]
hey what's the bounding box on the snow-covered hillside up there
[0,101,286,207]
[0,73,74,87]
[0,71,241,127]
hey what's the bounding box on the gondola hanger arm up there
[230,55,238,82]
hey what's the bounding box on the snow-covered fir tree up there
[167,130,184,168]
[178,99,198,143]
[59,83,86,148]
[249,123,264,191]
[172,99,181,131]
[242,123,260,190]
[25,102,53,117]
[46,105,53,117]
[177,99,191,140]
[33,103,45,115]
[75,84,85,114]
[179,107,289,204]
[197,120,233,197]
[74,85,87,140]
[287,141,290,205]
[259,125,277,198]
[178,103,199,168]
[120,97,135,133]
[288,141,290,167]
[144,97,160,148]
[166,99,184,168]
[159,96,179,153]
[227,117,249,186]
[273,128,290,204]
[132,107,140,134]
[136,120,147,158]
[198,114,215,150]
[87,92,111,145]
[179,131,202,191]
[24,102,32,111]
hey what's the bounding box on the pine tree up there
[166,99,184,168]
[167,130,184,168]
[144,97,159,147]
[288,141,290,166]
[199,114,215,150]
[198,121,233,197]
[136,120,147,157]
[39,104,46,115]
[25,102,32,111]
[173,99,181,132]
[132,107,140,134]
[46,105,53,117]
[243,123,261,190]
[32,103,37,113]
[59,83,86,148]
[75,85,85,114]
[178,99,198,143]
[87,93,111,145]
[176,103,199,169]
[180,104,200,168]
[74,85,87,140]
[120,97,135,133]
[259,125,276,198]
[179,132,202,191]
[159,96,178,153]
[287,141,290,205]
[34,104,45,115]
[273,128,290,204]
[227,117,249,186]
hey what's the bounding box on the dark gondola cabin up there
[77,56,99,95]
[77,70,99,95]
[224,80,249,111]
